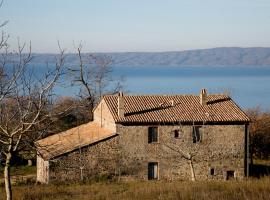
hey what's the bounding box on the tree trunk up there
[250,152,253,166]
[89,100,94,121]
[80,167,84,181]
[4,153,12,200]
[189,159,196,181]
[28,159,33,166]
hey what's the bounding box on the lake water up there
[25,64,270,110]
[111,66,270,110]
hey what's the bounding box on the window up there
[174,130,180,138]
[226,170,235,180]
[192,126,202,143]
[210,168,215,176]
[174,130,179,138]
[148,162,158,180]
[148,127,158,143]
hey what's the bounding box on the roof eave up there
[115,120,250,125]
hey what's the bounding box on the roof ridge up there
[102,93,248,123]
[103,93,229,97]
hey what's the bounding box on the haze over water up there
[31,63,269,110]
[111,66,270,110]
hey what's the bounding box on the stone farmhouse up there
[36,89,250,183]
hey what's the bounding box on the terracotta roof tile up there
[104,94,250,123]
[36,122,115,160]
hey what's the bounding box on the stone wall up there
[48,135,120,182]
[93,99,116,132]
[36,156,49,183]
[39,122,246,183]
[116,124,246,181]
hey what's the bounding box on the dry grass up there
[0,166,36,178]
[1,178,270,200]
[254,159,270,166]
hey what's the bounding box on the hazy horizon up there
[1,0,270,53]
[25,46,270,54]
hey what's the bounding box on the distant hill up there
[31,47,270,67]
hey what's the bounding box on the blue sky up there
[1,0,270,53]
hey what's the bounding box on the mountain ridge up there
[30,47,270,67]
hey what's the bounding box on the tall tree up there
[68,44,124,120]
[0,40,64,200]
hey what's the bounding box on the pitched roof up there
[103,94,250,123]
[36,122,116,160]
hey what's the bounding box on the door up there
[226,170,235,180]
[148,162,158,180]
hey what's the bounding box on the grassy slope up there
[1,178,270,200]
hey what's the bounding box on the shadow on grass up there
[250,164,270,178]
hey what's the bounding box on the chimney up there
[118,91,124,117]
[200,89,207,105]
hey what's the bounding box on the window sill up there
[148,142,160,144]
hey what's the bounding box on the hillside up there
[31,47,270,67]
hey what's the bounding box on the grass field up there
[0,166,36,178]
[1,178,270,200]
[1,161,270,200]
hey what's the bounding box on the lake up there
[111,66,270,110]
[27,64,270,110]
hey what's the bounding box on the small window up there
[210,168,215,176]
[192,126,202,143]
[174,130,179,138]
[174,130,181,138]
[226,170,235,180]
[148,162,158,180]
[148,127,158,143]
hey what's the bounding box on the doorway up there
[148,162,158,180]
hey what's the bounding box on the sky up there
[1,0,270,53]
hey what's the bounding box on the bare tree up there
[68,44,124,120]
[63,44,125,180]
[0,40,64,200]
[154,102,215,181]
[159,120,211,181]
[0,0,9,28]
